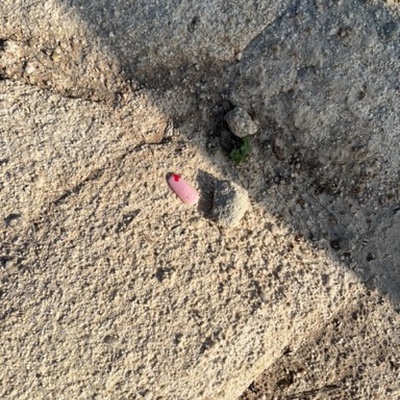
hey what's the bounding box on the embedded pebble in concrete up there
[224,107,258,138]
[213,180,251,228]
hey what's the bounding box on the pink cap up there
[167,173,200,205]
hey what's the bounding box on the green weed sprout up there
[229,136,251,164]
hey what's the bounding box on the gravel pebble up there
[224,107,258,138]
[213,180,251,228]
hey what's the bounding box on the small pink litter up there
[167,173,199,205]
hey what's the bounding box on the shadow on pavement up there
[56,0,400,305]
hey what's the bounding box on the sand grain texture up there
[1,0,400,399]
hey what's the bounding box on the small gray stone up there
[213,180,251,228]
[4,213,21,227]
[224,107,258,138]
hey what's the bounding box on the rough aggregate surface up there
[240,289,400,400]
[213,180,251,228]
[1,0,400,399]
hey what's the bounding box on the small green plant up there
[229,136,251,164]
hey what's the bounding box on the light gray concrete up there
[0,79,358,400]
[229,0,400,303]
[241,287,400,399]
[1,0,400,399]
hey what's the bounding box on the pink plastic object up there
[167,173,199,205]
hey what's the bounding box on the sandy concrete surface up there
[240,289,400,399]
[1,0,400,399]
[1,80,361,399]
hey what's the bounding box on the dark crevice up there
[0,39,8,51]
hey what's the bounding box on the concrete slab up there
[240,288,400,399]
[228,0,400,303]
[1,0,400,398]
[1,80,361,399]
[0,80,167,220]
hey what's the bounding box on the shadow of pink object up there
[168,173,199,205]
